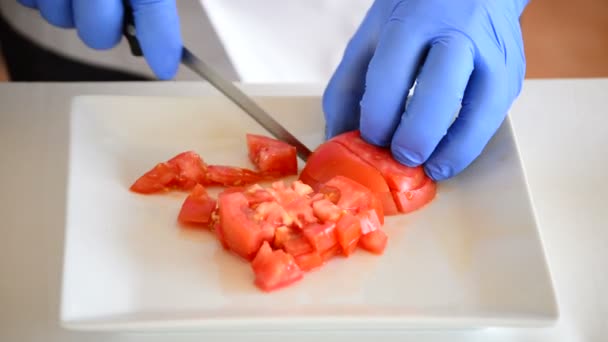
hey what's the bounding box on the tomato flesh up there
[251,242,304,291]
[130,162,179,194]
[178,184,217,227]
[303,222,338,253]
[359,229,388,255]
[247,134,298,175]
[294,251,323,271]
[167,151,208,190]
[335,213,362,256]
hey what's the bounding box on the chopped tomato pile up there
[130,131,436,292]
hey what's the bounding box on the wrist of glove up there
[323,0,529,181]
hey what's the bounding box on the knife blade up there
[122,2,312,161]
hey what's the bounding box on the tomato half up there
[177,184,217,227]
[391,177,437,214]
[247,134,298,175]
[251,241,304,291]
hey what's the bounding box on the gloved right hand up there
[17,0,182,79]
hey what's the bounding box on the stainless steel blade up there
[181,48,312,161]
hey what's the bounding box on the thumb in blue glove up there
[17,0,182,80]
[323,0,528,181]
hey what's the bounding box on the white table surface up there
[0,80,606,342]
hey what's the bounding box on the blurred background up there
[0,0,606,82]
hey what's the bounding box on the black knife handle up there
[122,0,143,57]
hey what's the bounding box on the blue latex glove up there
[17,0,182,79]
[323,0,528,181]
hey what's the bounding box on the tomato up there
[391,177,437,214]
[167,151,208,190]
[299,141,390,193]
[303,222,338,253]
[251,241,304,291]
[130,162,179,194]
[206,165,266,187]
[247,134,298,175]
[332,131,426,192]
[321,176,384,224]
[177,184,217,227]
[335,213,362,256]
[358,209,382,235]
[312,198,343,222]
[294,251,323,271]
[218,191,270,260]
[359,229,388,255]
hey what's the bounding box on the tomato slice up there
[167,151,208,190]
[130,162,179,194]
[218,191,269,260]
[299,141,390,193]
[247,134,298,175]
[391,177,437,214]
[303,222,338,253]
[251,241,304,291]
[331,131,426,192]
[335,213,362,256]
[177,184,217,227]
[359,229,388,254]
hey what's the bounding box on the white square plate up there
[61,92,557,332]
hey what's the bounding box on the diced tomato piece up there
[291,181,314,196]
[251,242,304,291]
[294,251,323,271]
[130,162,178,194]
[254,201,292,228]
[218,191,268,260]
[321,244,342,261]
[335,213,362,256]
[358,209,382,235]
[177,184,217,226]
[391,177,437,214]
[312,198,343,223]
[332,131,426,192]
[299,141,390,193]
[206,165,266,187]
[283,236,314,256]
[359,229,388,254]
[167,151,208,190]
[303,222,337,252]
[247,134,298,175]
[283,197,318,228]
[211,219,229,250]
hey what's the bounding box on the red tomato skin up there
[294,251,324,271]
[359,229,388,254]
[299,141,390,193]
[177,184,217,226]
[251,241,304,292]
[246,134,298,175]
[331,131,426,192]
[391,177,437,214]
[335,213,362,256]
[218,191,266,260]
[130,162,178,194]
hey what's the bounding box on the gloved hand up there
[17,0,182,79]
[323,0,528,181]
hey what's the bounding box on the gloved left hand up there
[17,0,182,79]
[323,0,528,181]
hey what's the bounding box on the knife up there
[121,2,312,161]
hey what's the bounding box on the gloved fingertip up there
[39,6,74,28]
[146,45,182,80]
[424,163,454,181]
[391,145,424,168]
[360,129,391,147]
